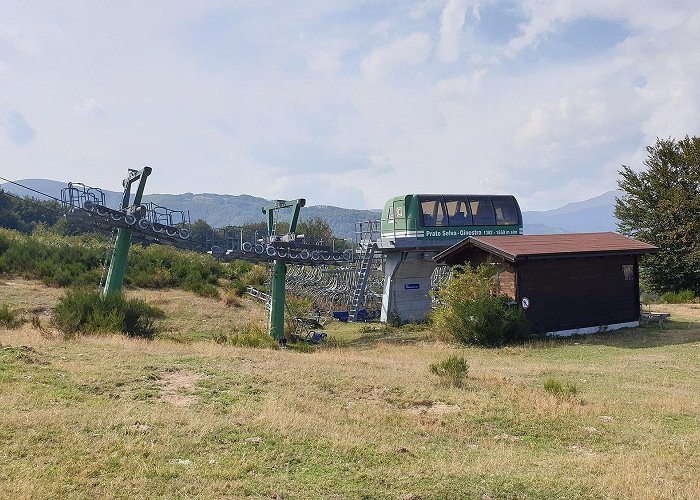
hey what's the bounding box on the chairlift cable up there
[0,176,65,204]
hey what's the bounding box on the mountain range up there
[1,178,621,239]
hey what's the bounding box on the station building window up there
[444,196,472,226]
[468,196,496,226]
[491,196,520,225]
[420,197,447,226]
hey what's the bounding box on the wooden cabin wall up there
[517,255,639,334]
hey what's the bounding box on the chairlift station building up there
[370,193,523,323]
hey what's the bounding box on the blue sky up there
[1,1,699,210]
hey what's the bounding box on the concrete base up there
[380,252,437,323]
[544,321,639,337]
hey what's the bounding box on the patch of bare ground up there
[626,353,670,363]
[0,278,64,312]
[156,369,204,407]
[404,400,460,415]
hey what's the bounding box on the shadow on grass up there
[324,317,700,351]
[324,323,432,350]
[527,320,700,350]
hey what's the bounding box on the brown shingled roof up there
[434,232,658,264]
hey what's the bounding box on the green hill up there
[1,179,381,240]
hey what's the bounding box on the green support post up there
[102,167,152,297]
[262,199,305,344]
[270,259,287,342]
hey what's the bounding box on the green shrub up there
[214,323,276,348]
[226,260,253,281]
[181,278,220,299]
[640,291,662,305]
[0,303,23,329]
[388,311,402,328]
[240,264,269,291]
[429,355,469,387]
[127,244,223,297]
[0,228,229,297]
[662,290,696,304]
[431,263,529,346]
[0,228,103,287]
[543,376,577,397]
[52,290,163,339]
[223,291,242,307]
[230,281,248,297]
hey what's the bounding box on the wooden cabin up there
[433,232,658,336]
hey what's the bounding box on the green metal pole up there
[270,259,287,343]
[263,198,305,345]
[103,228,132,297]
[102,167,151,298]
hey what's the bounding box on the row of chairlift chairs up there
[61,182,380,323]
[61,182,191,243]
[207,226,384,321]
[60,182,450,329]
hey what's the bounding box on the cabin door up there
[393,200,407,237]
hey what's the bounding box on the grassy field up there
[1,279,700,499]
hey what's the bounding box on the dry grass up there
[0,278,64,317]
[129,288,268,342]
[1,281,700,498]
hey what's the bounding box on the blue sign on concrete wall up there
[404,283,420,290]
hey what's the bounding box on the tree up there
[0,190,61,233]
[188,219,213,251]
[615,136,700,294]
[0,190,25,232]
[297,217,333,244]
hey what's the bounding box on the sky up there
[1,1,699,211]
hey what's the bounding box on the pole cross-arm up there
[120,167,152,210]
[262,198,306,238]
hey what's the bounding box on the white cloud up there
[1,1,700,214]
[307,50,342,73]
[360,32,432,81]
[437,0,469,62]
[434,68,488,97]
[74,96,103,118]
[0,25,42,54]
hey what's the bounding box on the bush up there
[543,376,577,397]
[127,244,223,298]
[214,323,276,348]
[0,303,23,329]
[240,264,269,291]
[388,311,402,328]
[431,263,529,346]
[0,228,103,287]
[230,281,248,297]
[223,291,242,308]
[226,260,254,281]
[662,290,696,304]
[640,291,662,305]
[429,355,469,387]
[52,290,163,339]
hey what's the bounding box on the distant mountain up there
[0,178,380,239]
[1,178,621,238]
[522,190,621,234]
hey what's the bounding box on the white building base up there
[545,321,639,337]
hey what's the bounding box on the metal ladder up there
[349,244,376,322]
[98,229,118,291]
[246,286,272,311]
